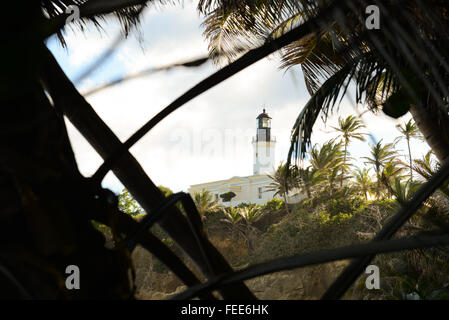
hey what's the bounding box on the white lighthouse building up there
[253,109,276,175]
[188,109,304,206]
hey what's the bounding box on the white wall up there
[188,175,280,206]
[253,141,276,175]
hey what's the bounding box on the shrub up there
[239,204,263,225]
[317,210,355,225]
[235,202,250,209]
[262,198,284,212]
[325,196,365,217]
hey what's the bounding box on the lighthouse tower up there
[252,109,276,174]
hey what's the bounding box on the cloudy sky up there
[47,1,430,194]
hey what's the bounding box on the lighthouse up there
[252,109,276,175]
[189,108,305,206]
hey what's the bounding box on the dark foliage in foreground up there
[2,0,449,299]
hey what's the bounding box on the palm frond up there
[413,151,439,181]
[201,7,264,64]
[389,177,422,205]
[287,60,356,162]
[200,0,319,65]
[42,0,166,44]
[413,151,449,199]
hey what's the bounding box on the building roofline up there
[188,173,271,189]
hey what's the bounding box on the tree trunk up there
[406,137,413,180]
[341,141,348,187]
[376,170,381,197]
[409,103,449,163]
[283,193,290,214]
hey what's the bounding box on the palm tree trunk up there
[409,103,449,163]
[376,170,381,197]
[341,142,348,187]
[406,137,413,180]
[283,193,290,214]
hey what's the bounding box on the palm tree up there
[296,166,322,198]
[221,206,242,225]
[238,204,263,250]
[266,162,298,214]
[309,140,343,170]
[382,161,405,181]
[332,115,366,186]
[239,204,262,225]
[389,178,422,205]
[309,140,345,195]
[220,206,245,240]
[413,151,449,199]
[413,151,439,181]
[362,140,398,196]
[352,168,374,200]
[193,189,221,219]
[199,1,449,163]
[395,119,423,180]
[381,161,407,198]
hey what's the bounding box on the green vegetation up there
[362,140,398,197]
[220,191,237,203]
[118,188,146,217]
[266,162,297,214]
[192,189,221,219]
[332,115,366,186]
[126,117,449,299]
[395,119,424,180]
[92,115,449,299]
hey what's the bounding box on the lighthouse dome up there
[256,108,271,120]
